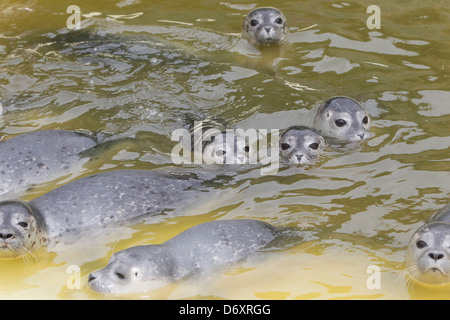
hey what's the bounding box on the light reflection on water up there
[0,0,449,299]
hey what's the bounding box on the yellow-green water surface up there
[0,0,449,299]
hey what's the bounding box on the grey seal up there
[0,130,98,199]
[405,203,450,285]
[242,7,288,47]
[190,120,253,165]
[0,169,202,259]
[279,126,325,164]
[88,219,278,294]
[313,96,371,142]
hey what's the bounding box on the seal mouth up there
[426,267,444,275]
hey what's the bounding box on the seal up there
[0,130,98,199]
[313,96,371,142]
[405,203,450,285]
[0,169,203,259]
[190,120,253,165]
[242,7,288,47]
[88,219,278,294]
[279,126,325,164]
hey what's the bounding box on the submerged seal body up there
[0,130,98,199]
[279,126,325,164]
[242,7,288,47]
[405,203,450,285]
[88,219,278,294]
[313,96,371,142]
[0,169,202,259]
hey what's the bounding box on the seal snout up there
[428,252,444,261]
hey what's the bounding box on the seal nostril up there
[295,154,303,161]
[0,233,14,240]
[428,252,444,261]
[264,27,271,33]
[357,133,365,140]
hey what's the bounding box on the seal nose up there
[264,27,271,33]
[88,273,96,282]
[295,154,303,161]
[0,232,14,240]
[357,133,365,140]
[428,252,444,261]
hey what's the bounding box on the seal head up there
[405,204,450,285]
[279,126,325,165]
[0,200,47,259]
[242,7,288,47]
[313,96,371,142]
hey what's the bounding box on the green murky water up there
[0,0,449,299]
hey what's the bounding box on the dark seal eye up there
[250,19,259,27]
[362,116,368,124]
[115,272,125,280]
[335,119,346,127]
[281,143,291,150]
[274,18,283,24]
[416,240,427,249]
[18,222,28,229]
[309,143,319,150]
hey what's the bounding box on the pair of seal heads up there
[314,96,371,142]
[0,130,98,198]
[88,219,278,294]
[405,203,450,285]
[0,169,202,259]
[242,7,288,47]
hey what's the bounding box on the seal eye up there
[416,240,427,249]
[115,272,125,280]
[362,116,368,124]
[215,150,226,157]
[250,19,259,27]
[18,222,28,229]
[274,18,283,24]
[309,143,319,150]
[281,143,291,150]
[335,119,346,127]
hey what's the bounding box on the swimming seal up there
[0,169,202,259]
[242,7,288,47]
[88,219,278,294]
[313,96,371,142]
[0,130,98,199]
[279,126,325,164]
[405,203,450,285]
[190,120,253,165]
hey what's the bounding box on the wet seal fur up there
[0,130,98,199]
[88,219,278,294]
[405,203,450,285]
[313,96,371,142]
[0,169,202,259]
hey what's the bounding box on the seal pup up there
[242,7,288,48]
[0,130,98,199]
[88,219,278,294]
[190,120,253,165]
[279,126,325,165]
[313,96,371,142]
[0,169,203,259]
[404,203,450,285]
